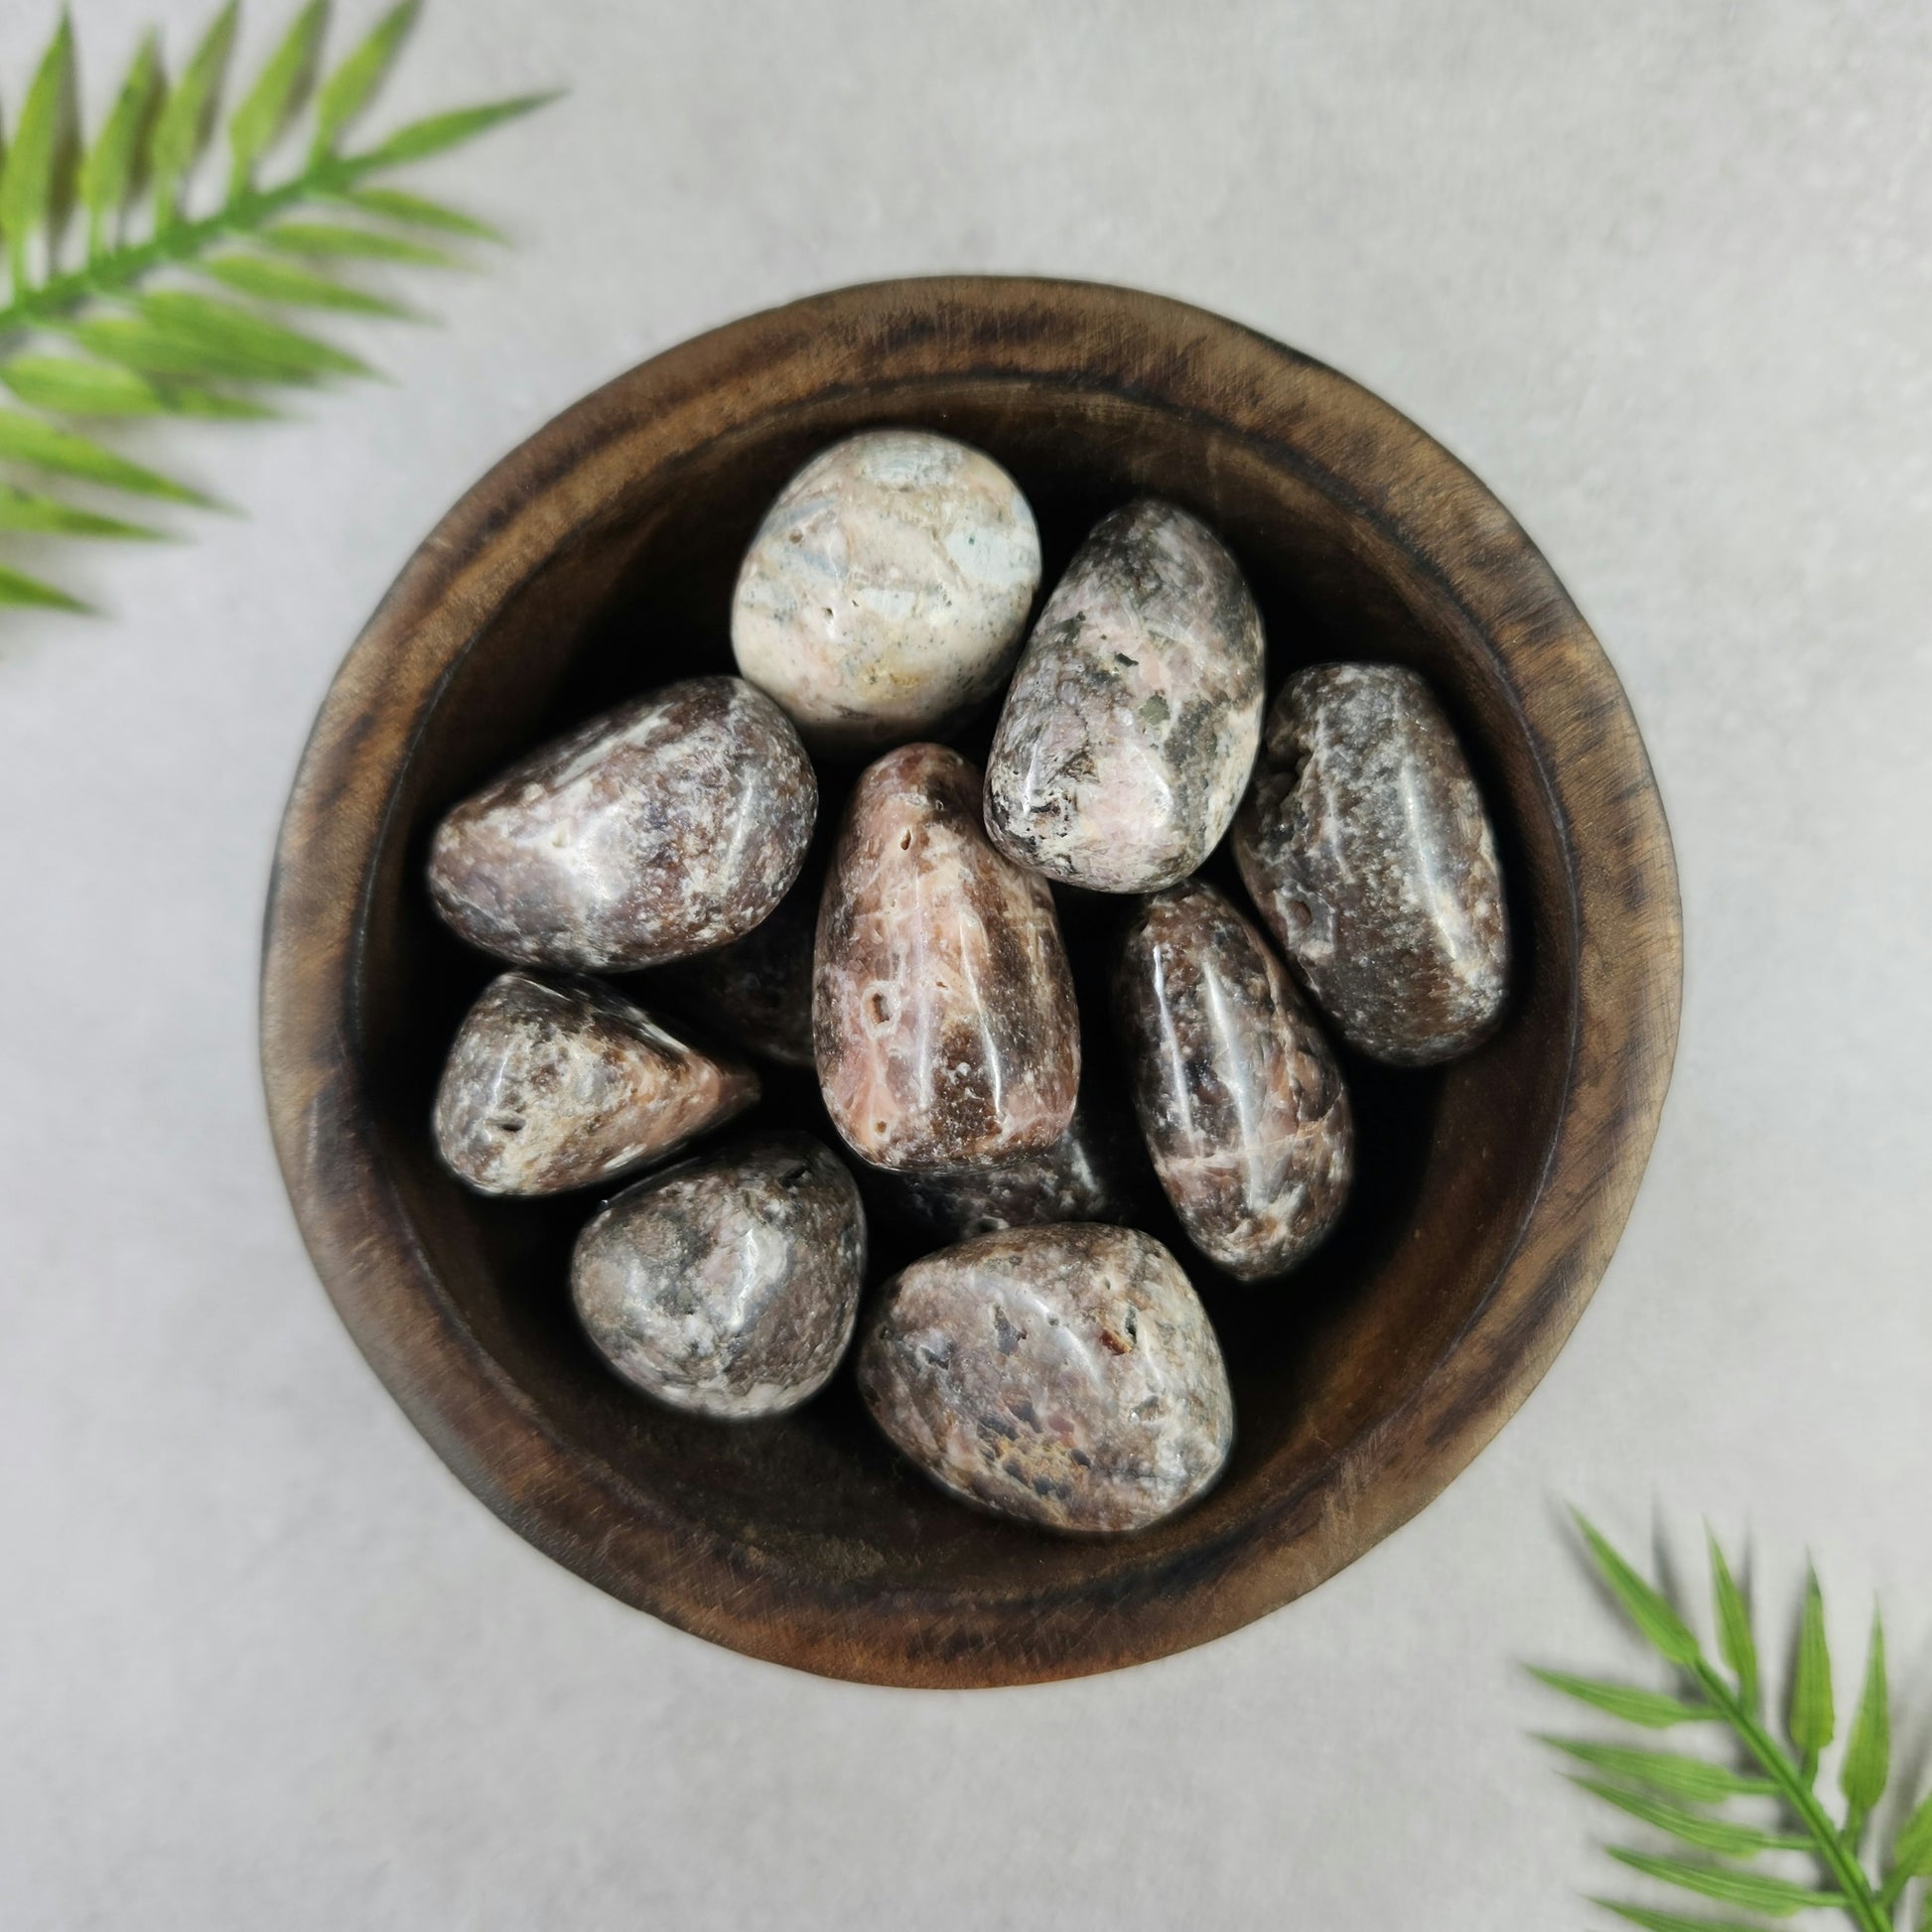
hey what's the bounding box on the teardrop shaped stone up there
[1116,879,1352,1281]
[814,743,1080,1171]
[572,1134,865,1420]
[983,498,1265,893]
[857,1223,1233,1534]
[733,429,1042,756]
[428,676,816,972]
[1232,663,1508,1064]
[432,972,759,1196]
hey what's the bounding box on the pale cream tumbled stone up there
[731,429,1042,755]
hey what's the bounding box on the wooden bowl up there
[261,278,1681,1688]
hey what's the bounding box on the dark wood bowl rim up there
[260,276,1683,1688]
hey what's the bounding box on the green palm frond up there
[1534,1517,1931,1932]
[0,1,555,614]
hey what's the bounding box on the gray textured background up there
[4,3,1929,1926]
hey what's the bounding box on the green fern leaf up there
[1708,1533,1759,1714]
[353,92,558,169]
[1,356,269,418]
[1891,1789,1932,1876]
[1590,1900,1777,1932]
[1840,1610,1888,1829]
[0,14,78,289]
[1577,1514,1702,1666]
[0,483,163,539]
[1788,1567,1834,1777]
[1539,1738,1775,1803]
[78,31,163,257]
[1573,1779,1806,1858]
[1530,1669,1713,1728]
[328,183,500,239]
[228,0,330,193]
[0,408,210,502]
[1605,1849,1838,1915]
[263,218,455,264]
[201,251,406,316]
[309,0,419,159]
[150,0,239,222]
[71,292,369,384]
[0,560,89,610]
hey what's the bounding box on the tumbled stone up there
[884,1100,1142,1241]
[572,1134,865,1420]
[858,1223,1233,1534]
[983,498,1265,893]
[732,429,1042,755]
[428,676,816,972]
[649,869,817,1068]
[1116,879,1352,1281]
[433,972,758,1196]
[1233,663,1508,1064]
[814,743,1079,1171]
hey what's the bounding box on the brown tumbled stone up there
[428,675,816,972]
[1116,879,1352,1281]
[1232,662,1508,1064]
[572,1134,865,1420]
[650,870,817,1068]
[857,1223,1233,1535]
[432,972,759,1196]
[814,743,1079,1171]
[883,1100,1142,1242]
[983,498,1265,893]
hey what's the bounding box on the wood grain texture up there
[259,277,1683,1688]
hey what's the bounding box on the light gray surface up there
[3,3,1929,1926]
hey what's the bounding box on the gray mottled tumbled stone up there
[882,1100,1142,1242]
[859,1223,1233,1534]
[428,676,816,972]
[983,498,1265,893]
[1233,662,1509,1064]
[814,743,1079,1171]
[733,429,1042,755]
[1116,879,1352,1281]
[571,1134,866,1420]
[432,972,759,1196]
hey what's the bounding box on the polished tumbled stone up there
[1116,879,1352,1281]
[571,1134,866,1420]
[1233,662,1509,1064]
[650,868,817,1069]
[814,743,1079,1171]
[732,429,1042,756]
[858,1223,1233,1534]
[428,676,816,972]
[983,498,1265,893]
[433,972,759,1196]
[884,1100,1141,1242]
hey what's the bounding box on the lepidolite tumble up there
[733,429,1042,755]
[571,1134,866,1420]
[857,1223,1234,1534]
[1233,663,1508,1064]
[814,743,1080,1171]
[1116,880,1352,1281]
[983,498,1265,893]
[428,676,815,972]
[433,972,758,1196]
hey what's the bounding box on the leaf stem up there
[1693,1660,1892,1932]
[0,149,389,344]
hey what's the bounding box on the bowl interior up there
[347,372,1578,1618]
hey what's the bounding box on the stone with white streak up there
[428,676,815,972]
[814,743,1079,1171]
[433,972,758,1196]
[1116,879,1352,1281]
[732,429,1042,755]
[572,1134,865,1420]
[857,1223,1234,1534]
[984,498,1265,893]
[1232,662,1509,1064]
